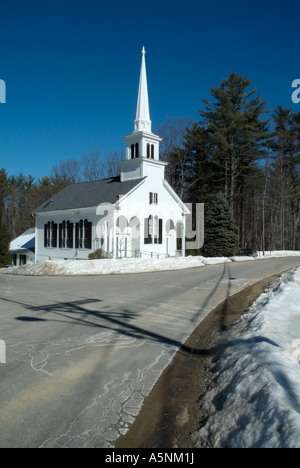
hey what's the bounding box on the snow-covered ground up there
[192,267,300,448]
[1,250,300,276]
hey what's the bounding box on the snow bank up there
[0,256,232,276]
[192,268,300,448]
[1,250,299,276]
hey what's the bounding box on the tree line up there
[0,150,122,265]
[159,73,300,255]
[1,72,300,264]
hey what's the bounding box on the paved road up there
[0,257,300,448]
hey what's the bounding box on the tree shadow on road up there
[2,263,230,354]
[0,263,276,359]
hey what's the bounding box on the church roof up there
[33,176,145,214]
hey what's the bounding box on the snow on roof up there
[9,228,35,253]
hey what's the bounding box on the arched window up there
[135,143,139,158]
[59,220,74,248]
[44,221,57,248]
[151,144,154,159]
[116,215,129,234]
[67,221,74,248]
[131,144,135,159]
[84,219,92,249]
[144,216,162,244]
[147,143,150,158]
[75,219,92,249]
[166,219,175,233]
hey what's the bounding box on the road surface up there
[0,257,299,447]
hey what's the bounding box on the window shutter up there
[67,222,74,248]
[84,221,92,249]
[144,218,152,244]
[59,224,63,248]
[44,224,48,248]
[51,223,58,248]
[159,219,163,244]
[75,222,79,248]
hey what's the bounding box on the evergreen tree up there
[204,193,238,257]
[185,73,268,246]
[268,106,300,249]
[0,211,11,267]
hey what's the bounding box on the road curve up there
[0,257,299,447]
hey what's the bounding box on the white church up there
[33,48,189,261]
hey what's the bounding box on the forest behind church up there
[1,72,300,257]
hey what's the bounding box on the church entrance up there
[116,216,140,258]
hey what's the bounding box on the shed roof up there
[9,228,35,253]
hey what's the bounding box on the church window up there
[59,221,66,248]
[153,217,163,244]
[75,219,92,249]
[144,216,152,244]
[44,222,50,248]
[59,220,74,248]
[130,143,140,159]
[144,216,162,244]
[44,221,57,248]
[151,144,154,159]
[147,143,150,158]
[149,192,158,205]
[75,220,82,248]
[84,219,92,249]
[67,221,74,248]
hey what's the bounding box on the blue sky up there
[0,0,299,180]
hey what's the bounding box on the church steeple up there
[134,47,151,133]
[121,47,166,182]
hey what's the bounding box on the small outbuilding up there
[9,228,35,266]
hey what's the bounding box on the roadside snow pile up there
[262,250,300,258]
[1,250,300,276]
[0,256,231,276]
[193,268,300,448]
[232,250,300,261]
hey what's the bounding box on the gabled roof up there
[33,176,145,214]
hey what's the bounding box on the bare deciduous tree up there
[156,116,193,200]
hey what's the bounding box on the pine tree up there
[268,106,300,249]
[204,193,238,257]
[0,211,11,267]
[185,73,268,246]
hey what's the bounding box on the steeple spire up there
[122,47,163,174]
[134,46,152,133]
